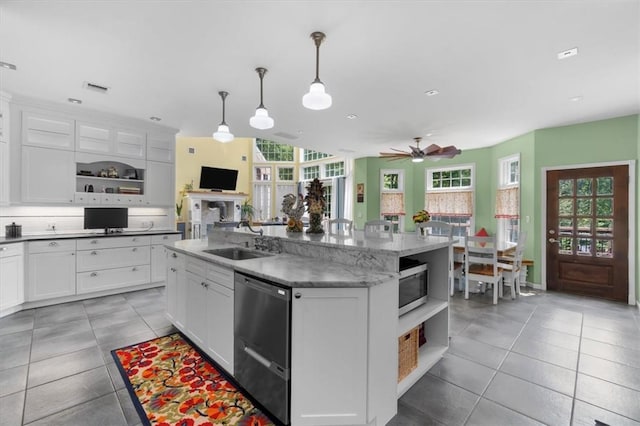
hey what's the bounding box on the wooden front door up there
[546,165,629,302]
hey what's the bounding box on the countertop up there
[169,239,396,289]
[0,230,181,245]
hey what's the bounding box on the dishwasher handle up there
[244,345,272,369]
[236,273,291,301]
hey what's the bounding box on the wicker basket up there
[398,326,419,382]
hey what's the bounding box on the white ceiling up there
[1,1,638,158]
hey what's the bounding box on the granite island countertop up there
[169,239,396,289]
[0,229,181,245]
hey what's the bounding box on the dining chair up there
[498,232,528,299]
[327,218,353,236]
[465,235,503,304]
[416,221,462,296]
[364,220,393,239]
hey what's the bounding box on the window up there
[277,166,294,181]
[426,164,475,236]
[324,184,333,219]
[302,165,320,180]
[380,169,405,232]
[255,166,271,181]
[496,154,520,244]
[302,149,331,162]
[255,139,294,162]
[325,161,344,178]
[252,182,272,221]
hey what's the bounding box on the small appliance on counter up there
[5,222,22,238]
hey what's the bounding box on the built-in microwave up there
[398,258,428,316]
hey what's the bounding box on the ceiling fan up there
[379,137,462,163]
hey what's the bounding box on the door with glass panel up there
[546,166,628,302]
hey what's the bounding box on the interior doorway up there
[545,165,629,302]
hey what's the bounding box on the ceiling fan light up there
[303,82,332,110]
[250,107,274,130]
[411,157,424,163]
[213,124,234,143]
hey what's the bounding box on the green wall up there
[356,114,639,300]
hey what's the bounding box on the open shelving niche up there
[75,158,145,204]
[397,244,450,397]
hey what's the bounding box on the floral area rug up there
[112,333,276,426]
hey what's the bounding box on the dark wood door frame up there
[541,161,636,305]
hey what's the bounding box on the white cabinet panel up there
[0,141,8,205]
[0,243,24,313]
[22,146,74,204]
[145,160,174,206]
[291,287,368,426]
[166,250,186,330]
[77,264,150,294]
[76,122,112,154]
[185,271,207,347]
[115,129,146,159]
[22,111,74,150]
[150,245,167,283]
[76,245,150,272]
[77,236,149,250]
[0,97,8,143]
[27,249,76,301]
[205,280,234,374]
[147,133,175,163]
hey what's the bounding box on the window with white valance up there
[425,164,475,237]
[425,191,473,217]
[497,154,520,244]
[495,187,519,218]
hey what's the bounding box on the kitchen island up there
[165,227,452,426]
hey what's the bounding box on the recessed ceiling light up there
[557,47,578,60]
[346,114,358,120]
[424,89,440,96]
[425,133,433,137]
[569,96,583,102]
[0,61,17,70]
[149,116,162,121]
[67,98,82,104]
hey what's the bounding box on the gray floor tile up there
[116,388,144,426]
[32,317,92,341]
[459,323,520,350]
[106,361,126,391]
[484,372,572,426]
[388,400,445,425]
[575,373,640,421]
[401,374,479,426]
[23,366,114,424]
[0,344,31,371]
[0,390,25,426]
[28,346,105,388]
[526,316,582,336]
[581,338,640,369]
[465,398,545,426]
[583,313,640,335]
[153,324,178,338]
[0,329,32,350]
[33,302,87,328]
[0,365,28,398]
[428,353,495,395]
[448,335,508,369]
[30,329,98,362]
[517,326,580,351]
[138,311,172,330]
[582,326,640,352]
[499,352,576,396]
[25,392,126,426]
[579,353,640,392]
[511,335,579,370]
[89,307,141,330]
[572,399,640,426]
[93,318,154,345]
[0,311,35,336]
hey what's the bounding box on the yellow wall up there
[175,137,253,218]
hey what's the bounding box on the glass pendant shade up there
[213,124,234,143]
[303,82,332,110]
[411,156,424,163]
[250,107,274,130]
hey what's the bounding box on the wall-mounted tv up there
[199,166,238,192]
[84,207,128,233]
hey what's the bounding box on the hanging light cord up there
[311,32,325,84]
[219,91,228,125]
[257,68,266,109]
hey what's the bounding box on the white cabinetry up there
[76,121,146,160]
[27,240,76,301]
[0,92,10,205]
[151,234,181,283]
[22,146,75,204]
[76,236,151,294]
[147,133,175,163]
[185,270,208,347]
[146,161,174,206]
[166,249,186,330]
[291,287,369,426]
[115,129,146,159]
[22,110,74,150]
[0,243,24,316]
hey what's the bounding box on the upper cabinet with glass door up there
[76,121,146,160]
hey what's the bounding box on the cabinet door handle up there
[0,247,7,251]
[132,247,137,252]
[163,236,168,240]
[49,241,58,246]
[294,292,302,299]
[132,267,137,271]
[91,240,98,244]
[132,238,138,242]
[170,267,177,272]
[90,272,97,277]
[171,253,178,258]
[91,251,97,255]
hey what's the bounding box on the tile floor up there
[0,286,638,425]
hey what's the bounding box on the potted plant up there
[240,199,255,222]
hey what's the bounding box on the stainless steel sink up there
[202,247,273,260]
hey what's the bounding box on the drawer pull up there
[0,247,6,251]
[132,238,138,242]
[170,267,177,272]
[91,240,98,244]
[132,247,137,252]
[171,253,178,258]
[163,236,168,240]
[90,272,97,277]
[132,267,138,271]
[91,251,97,255]
[49,241,58,246]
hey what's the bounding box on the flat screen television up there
[84,207,128,233]
[199,166,238,192]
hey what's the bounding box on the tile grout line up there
[569,309,584,426]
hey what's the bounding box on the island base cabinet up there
[0,243,24,316]
[205,281,234,374]
[185,271,208,348]
[291,287,368,426]
[166,250,186,330]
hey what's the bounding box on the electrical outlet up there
[46,223,56,231]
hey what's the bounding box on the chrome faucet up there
[237,220,263,236]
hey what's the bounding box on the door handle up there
[548,238,559,243]
[243,346,272,369]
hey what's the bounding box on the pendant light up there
[249,67,275,130]
[302,31,332,110]
[213,91,234,143]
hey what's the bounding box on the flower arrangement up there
[412,209,430,224]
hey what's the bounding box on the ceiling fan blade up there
[389,148,411,154]
[425,144,462,158]
[379,152,410,157]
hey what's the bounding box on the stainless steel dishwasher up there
[234,272,291,425]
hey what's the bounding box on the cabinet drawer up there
[206,263,233,290]
[77,264,150,294]
[151,234,181,244]
[0,242,24,258]
[186,256,207,277]
[77,235,150,250]
[76,245,150,272]
[29,239,76,254]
